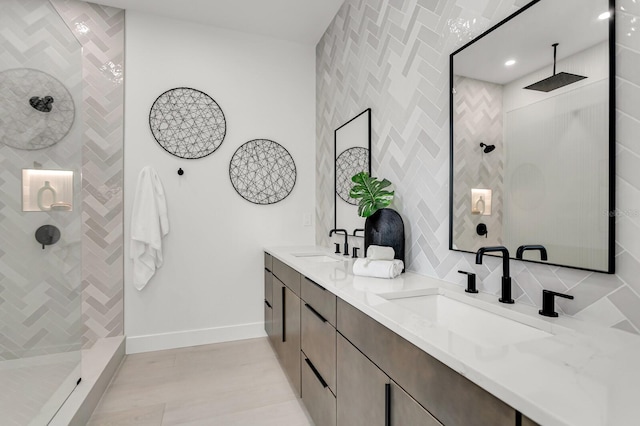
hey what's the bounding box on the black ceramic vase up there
[364,208,405,271]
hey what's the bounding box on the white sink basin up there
[292,253,344,263]
[381,291,552,347]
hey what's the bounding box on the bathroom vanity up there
[264,247,640,426]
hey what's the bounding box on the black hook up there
[177,168,184,176]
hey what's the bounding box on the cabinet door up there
[302,352,336,426]
[264,270,273,336]
[271,279,284,356]
[283,285,301,395]
[389,381,442,426]
[337,333,387,426]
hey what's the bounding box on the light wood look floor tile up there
[88,338,312,425]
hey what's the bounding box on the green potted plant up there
[349,172,404,268]
[349,172,394,217]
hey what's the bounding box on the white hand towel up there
[366,245,395,260]
[353,258,404,279]
[130,166,169,290]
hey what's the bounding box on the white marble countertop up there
[266,245,640,426]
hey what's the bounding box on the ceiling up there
[87,0,345,45]
[453,0,610,85]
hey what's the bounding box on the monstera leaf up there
[349,172,394,217]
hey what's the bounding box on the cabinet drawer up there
[264,270,273,305]
[264,252,272,271]
[301,302,336,393]
[301,276,336,326]
[301,352,336,426]
[273,258,300,296]
[337,298,515,426]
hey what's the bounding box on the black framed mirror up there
[449,0,615,273]
[334,108,372,234]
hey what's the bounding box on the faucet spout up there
[476,245,514,304]
[516,245,548,261]
[329,229,349,256]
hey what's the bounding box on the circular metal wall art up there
[229,139,296,205]
[149,87,226,159]
[0,68,75,150]
[336,147,369,205]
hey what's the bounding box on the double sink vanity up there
[264,246,640,426]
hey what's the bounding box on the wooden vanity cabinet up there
[337,298,515,426]
[269,257,302,396]
[337,333,441,426]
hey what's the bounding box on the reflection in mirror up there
[449,0,614,273]
[334,109,371,234]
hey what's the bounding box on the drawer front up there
[301,302,337,393]
[273,258,300,296]
[301,276,336,326]
[283,285,301,396]
[264,270,273,306]
[301,352,337,426]
[337,298,515,426]
[264,252,272,271]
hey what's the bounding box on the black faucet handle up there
[352,247,360,258]
[539,289,574,317]
[458,270,478,293]
[334,243,340,254]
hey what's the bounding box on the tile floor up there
[87,338,313,425]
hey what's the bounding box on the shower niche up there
[22,168,74,212]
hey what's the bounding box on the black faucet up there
[516,245,548,261]
[353,228,365,237]
[329,229,349,256]
[475,246,514,304]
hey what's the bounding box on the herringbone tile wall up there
[51,0,125,347]
[0,0,125,355]
[0,0,84,360]
[316,0,640,333]
[452,75,504,251]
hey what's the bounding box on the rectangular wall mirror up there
[334,108,371,234]
[449,0,615,273]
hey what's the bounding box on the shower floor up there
[0,351,80,426]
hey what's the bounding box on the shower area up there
[0,0,84,423]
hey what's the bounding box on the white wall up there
[124,11,316,353]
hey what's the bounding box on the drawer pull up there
[385,383,391,426]
[305,303,328,323]
[307,278,327,291]
[305,357,328,388]
[282,286,286,343]
[264,300,272,309]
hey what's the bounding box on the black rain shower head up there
[524,43,587,92]
[480,142,495,153]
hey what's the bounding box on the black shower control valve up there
[539,289,574,317]
[334,243,340,254]
[35,225,61,250]
[476,223,488,238]
[458,270,478,293]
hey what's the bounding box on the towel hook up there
[177,168,184,176]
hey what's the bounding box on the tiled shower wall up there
[51,0,125,347]
[316,0,640,333]
[0,0,124,350]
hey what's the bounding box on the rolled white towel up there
[366,245,395,260]
[353,258,404,279]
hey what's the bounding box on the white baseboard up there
[125,322,266,354]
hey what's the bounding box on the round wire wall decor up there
[336,147,369,205]
[149,87,226,159]
[0,68,75,150]
[229,139,296,205]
